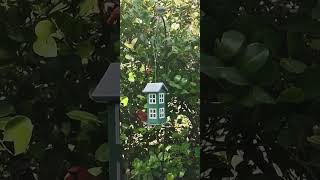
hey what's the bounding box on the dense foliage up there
[201,0,320,179]
[0,0,119,179]
[120,0,200,179]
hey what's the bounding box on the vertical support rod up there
[108,103,120,180]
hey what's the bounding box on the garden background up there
[120,0,200,179]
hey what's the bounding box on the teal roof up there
[142,82,168,93]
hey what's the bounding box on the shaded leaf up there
[33,37,58,57]
[95,143,109,162]
[0,117,12,131]
[35,20,55,39]
[76,40,94,59]
[252,86,275,104]
[66,110,101,124]
[3,116,33,155]
[0,103,15,118]
[239,43,270,73]
[79,0,99,17]
[220,30,245,57]
[278,87,304,103]
[88,167,103,176]
[307,136,320,145]
[280,58,307,74]
[219,67,249,86]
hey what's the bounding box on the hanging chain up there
[151,5,167,83]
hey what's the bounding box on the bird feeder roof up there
[142,82,168,93]
[91,63,120,103]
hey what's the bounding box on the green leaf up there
[95,143,109,162]
[239,43,270,73]
[174,75,182,82]
[278,87,304,103]
[180,78,188,85]
[33,37,57,57]
[0,117,12,131]
[310,39,320,50]
[128,72,136,82]
[76,40,94,59]
[0,103,15,118]
[280,58,307,74]
[88,167,103,176]
[35,20,55,39]
[219,67,249,86]
[121,96,129,107]
[79,0,99,17]
[66,110,100,124]
[200,54,225,78]
[307,136,320,145]
[49,2,69,14]
[252,86,275,104]
[220,30,245,57]
[3,115,33,155]
[166,173,175,180]
[194,147,200,158]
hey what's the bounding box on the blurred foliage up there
[120,0,200,179]
[0,0,119,179]
[201,0,320,179]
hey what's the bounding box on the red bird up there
[64,166,101,180]
[107,6,120,25]
[136,109,147,123]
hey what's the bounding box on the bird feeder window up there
[159,107,165,118]
[159,93,165,104]
[149,108,157,119]
[149,94,157,104]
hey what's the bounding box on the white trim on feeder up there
[149,108,157,119]
[159,107,165,118]
[149,93,157,104]
[159,93,165,104]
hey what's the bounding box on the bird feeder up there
[91,63,120,180]
[142,82,168,125]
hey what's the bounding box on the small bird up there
[136,109,147,123]
[145,64,152,75]
[64,166,102,180]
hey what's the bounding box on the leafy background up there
[0,0,119,179]
[201,0,320,179]
[120,0,200,179]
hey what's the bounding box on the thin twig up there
[0,140,14,155]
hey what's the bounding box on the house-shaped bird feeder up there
[91,63,120,180]
[142,82,168,125]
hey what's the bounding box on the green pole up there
[108,103,120,180]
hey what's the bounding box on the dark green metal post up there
[91,63,120,180]
[108,103,120,180]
